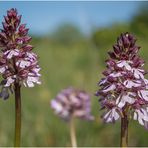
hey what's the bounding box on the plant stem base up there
[14,83,21,147]
[120,114,128,147]
[70,117,77,148]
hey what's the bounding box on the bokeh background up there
[0,1,148,147]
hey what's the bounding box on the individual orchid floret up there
[51,87,94,121]
[0,8,41,99]
[96,32,148,129]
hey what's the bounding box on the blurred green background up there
[0,1,148,147]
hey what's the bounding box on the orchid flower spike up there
[0,8,41,100]
[96,32,148,129]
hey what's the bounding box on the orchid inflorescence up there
[96,32,148,129]
[0,8,41,99]
[51,87,94,121]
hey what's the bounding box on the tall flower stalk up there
[14,82,21,146]
[0,8,41,146]
[51,87,94,147]
[96,33,148,147]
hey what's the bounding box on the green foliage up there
[130,2,148,39]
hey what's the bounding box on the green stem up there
[14,82,21,147]
[70,117,77,148]
[120,114,128,147]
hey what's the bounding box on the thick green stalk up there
[14,82,21,147]
[120,113,128,147]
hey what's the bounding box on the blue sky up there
[0,1,141,36]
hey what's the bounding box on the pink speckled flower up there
[0,8,41,99]
[51,87,94,121]
[96,32,148,129]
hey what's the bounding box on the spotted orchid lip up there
[97,33,148,129]
[51,87,94,121]
[0,8,41,99]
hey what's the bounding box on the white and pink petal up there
[102,84,116,92]
[104,108,120,123]
[0,66,8,73]
[138,90,148,101]
[116,92,135,108]
[133,109,148,126]
[123,80,141,88]
[4,49,20,59]
[117,60,132,70]
[16,60,31,68]
[4,76,16,87]
[132,68,144,79]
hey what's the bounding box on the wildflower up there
[96,32,148,128]
[0,8,41,147]
[51,87,94,147]
[0,8,41,99]
[96,33,148,146]
[51,87,94,121]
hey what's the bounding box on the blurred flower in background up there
[51,87,94,147]
[51,87,94,121]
